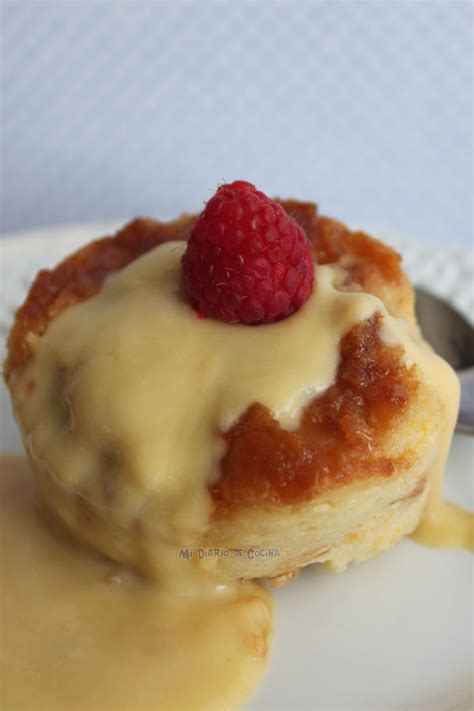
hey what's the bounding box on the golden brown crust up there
[4,200,419,513]
[280,200,403,281]
[211,315,418,514]
[281,200,413,321]
[3,215,195,379]
[3,201,408,380]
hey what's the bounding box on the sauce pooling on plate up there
[0,457,272,710]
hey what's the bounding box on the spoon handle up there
[457,366,474,435]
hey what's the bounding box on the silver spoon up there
[415,287,474,434]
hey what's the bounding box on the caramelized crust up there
[281,200,402,281]
[4,201,419,513]
[211,315,418,513]
[4,201,406,380]
[4,215,195,379]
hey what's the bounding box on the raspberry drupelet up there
[181,181,315,324]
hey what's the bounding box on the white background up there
[1,0,472,247]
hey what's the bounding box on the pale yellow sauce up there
[379,317,473,551]
[11,243,383,578]
[10,242,472,564]
[3,239,472,710]
[412,499,474,550]
[0,456,272,711]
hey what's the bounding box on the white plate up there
[1,223,473,711]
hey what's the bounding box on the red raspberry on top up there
[181,181,315,324]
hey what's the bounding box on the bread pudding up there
[4,184,460,584]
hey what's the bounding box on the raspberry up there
[181,181,315,324]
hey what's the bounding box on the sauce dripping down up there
[378,318,473,552]
[0,456,272,711]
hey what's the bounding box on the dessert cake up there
[4,181,459,584]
